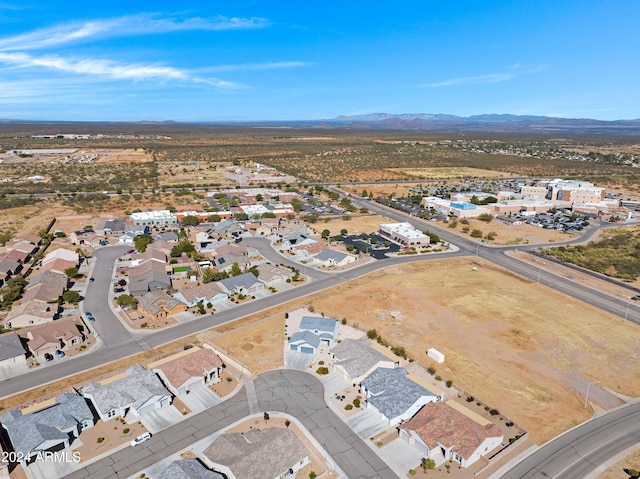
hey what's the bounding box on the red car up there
[127,249,135,254]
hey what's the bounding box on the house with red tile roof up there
[151,347,224,396]
[399,401,504,468]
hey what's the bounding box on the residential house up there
[0,248,30,264]
[360,367,442,426]
[293,240,326,258]
[22,282,64,304]
[95,218,127,235]
[41,248,79,267]
[254,217,279,236]
[0,259,20,286]
[68,229,101,247]
[137,291,187,321]
[153,231,179,243]
[331,339,398,384]
[173,282,228,307]
[283,229,315,249]
[288,330,321,354]
[255,263,292,287]
[81,365,172,422]
[313,248,357,267]
[118,232,136,244]
[0,333,27,367]
[125,224,150,237]
[151,347,224,396]
[211,244,250,272]
[203,428,310,479]
[217,273,264,296]
[40,257,78,275]
[0,393,94,466]
[28,270,68,289]
[4,300,59,329]
[21,318,84,358]
[399,402,504,468]
[288,316,339,354]
[209,220,245,239]
[128,261,171,297]
[130,248,168,267]
[157,459,225,479]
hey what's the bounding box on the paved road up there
[63,370,398,479]
[501,402,640,479]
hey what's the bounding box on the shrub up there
[460,218,470,225]
[309,473,317,479]
[427,366,436,375]
[345,404,353,410]
[391,346,407,359]
[341,318,347,325]
[377,336,388,346]
[484,406,490,411]
[506,421,514,427]
[446,380,453,388]
[471,229,483,238]
[461,226,470,233]
[318,360,324,365]
[435,375,442,381]
[97,437,105,443]
[316,367,329,375]
[409,470,417,476]
[489,408,500,416]
[263,412,270,421]
[478,213,494,223]
[366,328,378,339]
[466,396,474,402]
[123,428,130,434]
[353,397,361,408]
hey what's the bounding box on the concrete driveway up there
[140,406,185,433]
[346,407,390,439]
[284,349,315,370]
[378,437,425,477]
[179,384,221,412]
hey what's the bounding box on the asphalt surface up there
[501,402,640,479]
[62,370,399,479]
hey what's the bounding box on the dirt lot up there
[206,313,285,374]
[443,216,572,245]
[386,167,513,179]
[313,213,393,236]
[303,257,640,444]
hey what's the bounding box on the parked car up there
[85,312,95,322]
[55,350,65,358]
[127,249,135,254]
[130,432,152,447]
[632,295,640,301]
[44,353,54,361]
[89,277,95,282]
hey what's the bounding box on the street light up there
[624,302,631,322]
[584,381,594,409]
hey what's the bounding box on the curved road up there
[501,402,640,479]
[63,370,398,479]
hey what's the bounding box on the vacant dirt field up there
[443,216,571,245]
[305,258,640,444]
[313,214,393,236]
[207,313,285,374]
[387,167,513,179]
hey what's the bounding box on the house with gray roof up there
[217,273,264,295]
[0,332,27,367]
[128,261,171,296]
[332,339,398,383]
[173,282,228,307]
[81,365,172,422]
[157,459,225,479]
[314,248,357,267]
[288,330,321,354]
[299,316,339,346]
[28,270,68,289]
[360,367,442,426]
[0,393,93,466]
[96,218,127,234]
[153,231,179,243]
[203,428,310,479]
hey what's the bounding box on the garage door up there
[301,346,315,354]
[290,344,298,351]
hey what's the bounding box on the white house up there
[313,248,357,267]
[360,367,442,426]
[399,401,504,468]
[81,366,172,422]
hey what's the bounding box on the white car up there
[130,432,152,447]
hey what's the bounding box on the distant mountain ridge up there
[327,113,640,134]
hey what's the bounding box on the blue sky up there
[0,1,638,121]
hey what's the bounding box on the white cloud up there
[423,73,513,88]
[423,64,546,88]
[200,61,313,73]
[0,52,244,88]
[0,14,269,51]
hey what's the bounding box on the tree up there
[261,212,276,218]
[230,262,242,277]
[134,234,152,252]
[361,189,368,198]
[255,193,264,202]
[290,198,303,212]
[170,240,196,257]
[117,294,138,309]
[478,213,494,223]
[340,228,348,235]
[234,212,249,221]
[208,214,221,222]
[421,458,436,471]
[321,229,330,239]
[62,290,81,304]
[202,268,215,284]
[64,267,79,278]
[181,215,200,226]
